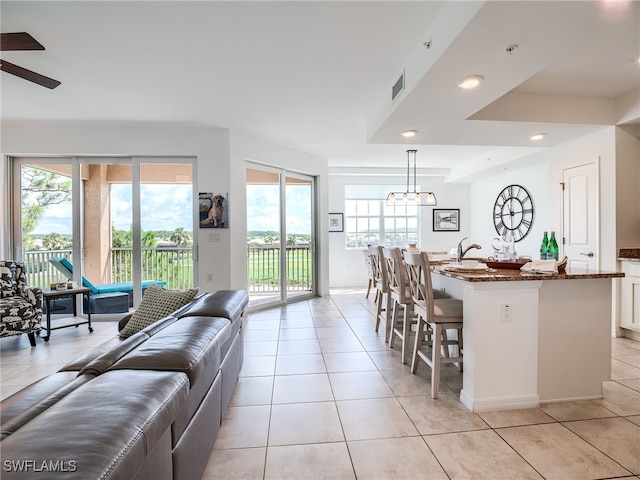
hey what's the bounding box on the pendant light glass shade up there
[386,150,437,206]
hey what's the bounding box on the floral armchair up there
[0,261,43,347]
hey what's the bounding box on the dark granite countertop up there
[432,265,624,283]
[618,248,640,260]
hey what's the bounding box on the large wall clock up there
[493,184,534,242]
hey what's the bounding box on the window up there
[344,198,418,249]
[14,157,195,311]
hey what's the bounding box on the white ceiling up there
[1,1,638,179]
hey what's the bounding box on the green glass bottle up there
[540,231,549,260]
[549,231,559,261]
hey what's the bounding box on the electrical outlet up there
[501,303,512,322]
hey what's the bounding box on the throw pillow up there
[119,285,198,339]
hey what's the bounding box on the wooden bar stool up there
[369,245,392,341]
[384,247,415,363]
[362,248,378,302]
[403,250,463,398]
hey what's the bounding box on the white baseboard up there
[460,389,540,412]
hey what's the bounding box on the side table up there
[42,287,93,341]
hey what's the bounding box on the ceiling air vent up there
[392,71,405,102]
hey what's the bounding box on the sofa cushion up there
[180,290,248,322]
[111,316,230,386]
[1,373,96,440]
[180,290,247,359]
[1,371,87,439]
[59,335,133,372]
[0,370,189,480]
[108,316,229,445]
[78,331,151,376]
[119,285,198,338]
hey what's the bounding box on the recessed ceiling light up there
[457,75,483,89]
[530,133,546,141]
[401,130,417,138]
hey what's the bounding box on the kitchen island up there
[430,264,624,412]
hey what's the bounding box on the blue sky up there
[111,184,193,231]
[246,184,311,234]
[31,184,311,235]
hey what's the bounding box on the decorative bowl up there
[485,258,530,270]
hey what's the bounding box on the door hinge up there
[562,237,566,245]
[560,182,565,191]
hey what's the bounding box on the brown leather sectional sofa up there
[1,289,249,480]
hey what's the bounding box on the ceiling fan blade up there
[1,32,45,51]
[0,60,60,89]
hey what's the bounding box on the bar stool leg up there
[411,315,425,374]
[383,293,393,343]
[431,324,442,399]
[400,303,413,364]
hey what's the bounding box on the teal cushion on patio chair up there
[49,257,166,295]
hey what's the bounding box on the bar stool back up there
[369,245,391,341]
[403,250,463,398]
[362,248,378,302]
[383,247,415,363]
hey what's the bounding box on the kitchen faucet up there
[457,237,482,262]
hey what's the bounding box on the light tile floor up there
[2,289,639,480]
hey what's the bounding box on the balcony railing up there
[23,245,312,295]
[22,250,73,290]
[247,245,313,293]
[110,247,194,290]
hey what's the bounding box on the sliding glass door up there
[284,173,314,302]
[16,160,79,291]
[13,157,195,315]
[246,165,316,307]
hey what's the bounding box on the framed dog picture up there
[199,192,229,228]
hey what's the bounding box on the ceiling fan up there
[1,32,61,89]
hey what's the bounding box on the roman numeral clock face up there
[493,184,534,241]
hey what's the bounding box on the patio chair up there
[49,257,166,309]
[0,260,43,346]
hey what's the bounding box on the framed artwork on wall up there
[329,213,344,232]
[433,208,460,232]
[199,192,229,228]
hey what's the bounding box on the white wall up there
[328,173,469,288]
[615,127,640,248]
[229,131,330,295]
[549,128,618,271]
[469,155,552,260]
[1,121,330,296]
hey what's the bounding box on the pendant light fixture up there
[386,149,437,206]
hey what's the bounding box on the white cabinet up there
[620,260,640,332]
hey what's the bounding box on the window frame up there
[344,197,419,249]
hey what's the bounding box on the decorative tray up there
[485,259,530,270]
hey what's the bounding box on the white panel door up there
[562,162,599,270]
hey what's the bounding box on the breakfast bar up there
[430,264,624,412]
